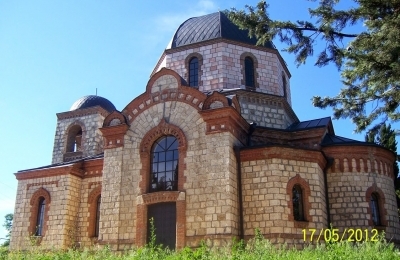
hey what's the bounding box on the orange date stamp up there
[302,228,379,242]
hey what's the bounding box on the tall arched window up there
[244,57,255,88]
[282,74,287,97]
[150,136,179,192]
[189,57,198,87]
[370,193,381,226]
[35,198,46,236]
[95,196,101,237]
[292,185,305,221]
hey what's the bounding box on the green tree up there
[2,214,13,247]
[227,0,400,134]
[365,124,400,218]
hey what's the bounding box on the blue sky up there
[0,0,396,240]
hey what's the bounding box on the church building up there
[10,12,400,250]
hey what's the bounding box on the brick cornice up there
[200,106,249,145]
[323,145,395,177]
[57,106,110,120]
[99,124,129,149]
[15,158,104,180]
[240,146,327,170]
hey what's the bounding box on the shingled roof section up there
[168,12,274,49]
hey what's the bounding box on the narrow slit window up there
[292,185,305,221]
[95,196,101,237]
[245,57,255,88]
[189,57,198,87]
[35,198,46,236]
[370,193,381,226]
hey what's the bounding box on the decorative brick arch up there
[103,111,127,127]
[29,188,51,236]
[366,184,387,227]
[240,52,259,90]
[136,119,187,249]
[64,120,86,153]
[184,53,204,87]
[202,91,229,110]
[286,174,312,228]
[87,186,101,237]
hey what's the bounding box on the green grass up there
[0,235,398,260]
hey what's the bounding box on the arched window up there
[150,136,179,192]
[282,74,287,97]
[370,193,381,226]
[95,196,101,237]
[35,198,46,236]
[66,125,83,153]
[244,57,255,88]
[292,185,305,221]
[189,57,198,87]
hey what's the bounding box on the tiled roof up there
[168,12,274,49]
[286,117,331,131]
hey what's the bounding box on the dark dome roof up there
[168,12,274,49]
[70,95,116,112]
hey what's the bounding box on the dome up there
[70,95,116,112]
[167,12,274,49]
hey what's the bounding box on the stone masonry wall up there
[327,161,400,241]
[100,98,241,249]
[52,113,105,164]
[156,41,291,105]
[241,157,327,246]
[10,174,82,250]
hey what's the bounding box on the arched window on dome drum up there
[95,196,101,237]
[245,57,255,88]
[189,57,199,87]
[35,198,46,236]
[282,74,287,97]
[370,193,381,226]
[292,185,305,221]
[150,136,179,192]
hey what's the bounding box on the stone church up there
[10,12,400,250]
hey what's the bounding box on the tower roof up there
[167,12,274,49]
[70,95,116,112]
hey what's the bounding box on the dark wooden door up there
[147,202,176,249]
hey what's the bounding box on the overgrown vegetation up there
[1,232,398,260]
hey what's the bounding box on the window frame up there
[185,53,203,88]
[286,174,311,228]
[29,188,51,238]
[240,52,259,90]
[366,185,387,227]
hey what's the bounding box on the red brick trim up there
[241,146,327,170]
[323,146,395,178]
[87,186,101,237]
[136,193,186,249]
[184,53,204,87]
[202,91,229,110]
[99,124,129,149]
[102,111,128,127]
[139,119,187,194]
[286,174,312,228]
[57,106,110,120]
[365,184,388,228]
[122,68,207,125]
[16,158,103,180]
[231,95,241,114]
[199,107,249,145]
[29,188,51,237]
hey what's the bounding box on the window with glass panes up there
[150,136,178,192]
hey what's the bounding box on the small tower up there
[51,95,116,163]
